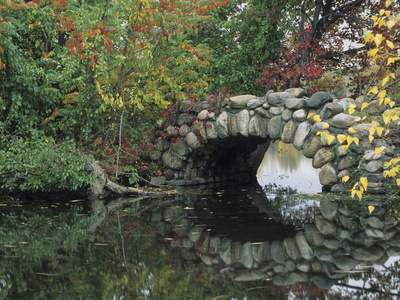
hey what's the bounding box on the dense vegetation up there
[0,0,399,197]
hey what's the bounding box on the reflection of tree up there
[266,141,301,172]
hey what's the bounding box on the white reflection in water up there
[256,141,322,194]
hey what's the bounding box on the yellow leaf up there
[348,127,356,134]
[375,146,385,155]
[347,136,354,145]
[368,206,375,214]
[397,178,400,186]
[383,170,390,177]
[382,75,390,86]
[341,144,350,151]
[361,102,368,111]
[369,127,376,136]
[368,86,379,95]
[360,177,368,190]
[337,134,347,144]
[316,131,321,136]
[385,0,392,7]
[386,40,395,49]
[307,112,314,119]
[349,104,356,114]
[378,18,386,28]
[389,101,395,108]
[377,127,384,137]
[369,135,374,143]
[322,123,330,130]
[354,137,359,145]
[374,34,384,46]
[368,48,379,57]
[365,32,374,43]
[377,90,386,98]
[342,175,350,182]
[313,115,321,123]
[357,190,362,201]
[326,135,335,145]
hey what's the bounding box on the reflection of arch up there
[155,188,400,296]
[150,89,388,192]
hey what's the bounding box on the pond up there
[1,142,400,299]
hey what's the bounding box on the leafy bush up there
[0,135,93,193]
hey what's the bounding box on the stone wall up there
[155,197,400,288]
[150,88,399,191]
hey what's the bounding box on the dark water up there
[1,143,400,299]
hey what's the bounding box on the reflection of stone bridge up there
[154,195,400,293]
[150,89,398,191]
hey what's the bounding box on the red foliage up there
[256,27,330,91]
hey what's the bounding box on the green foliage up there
[192,0,295,95]
[0,134,93,192]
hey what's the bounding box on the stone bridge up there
[150,88,397,192]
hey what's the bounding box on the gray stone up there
[305,224,324,246]
[162,150,185,170]
[319,163,338,186]
[338,156,357,170]
[186,132,202,149]
[286,259,297,272]
[335,256,359,271]
[171,140,188,156]
[251,242,268,263]
[285,98,307,109]
[267,92,293,106]
[353,232,375,247]
[209,237,220,254]
[249,116,261,137]
[303,136,322,158]
[235,270,269,281]
[229,95,257,108]
[262,102,270,110]
[307,92,333,108]
[292,109,307,122]
[315,215,337,235]
[179,124,191,137]
[237,110,250,137]
[268,116,283,139]
[281,109,293,121]
[272,274,294,286]
[179,100,195,112]
[289,272,308,283]
[331,113,357,128]
[182,237,194,248]
[281,120,297,143]
[188,226,203,243]
[293,121,311,150]
[311,259,322,273]
[352,245,385,261]
[286,88,307,98]
[339,215,357,230]
[386,247,400,256]
[337,228,351,240]
[255,107,271,118]
[296,259,311,272]
[219,238,232,265]
[363,150,382,161]
[271,240,286,264]
[319,102,344,119]
[247,98,265,109]
[365,228,396,240]
[241,242,254,269]
[216,111,229,138]
[295,232,314,260]
[228,114,238,136]
[313,148,336,168]
[365,160,383,173]
[205,121,218,139]
[198,110,215,121]
[311,122,330,134]
[324,239,340,250]
[365,100,386,115]
[314,246,333,261]
[269,106,285,115]
[365,216,385,229]
[337,98,355,109]
[166,125,179,138]
[320,201,338,221]
[284,237,301,261]
[274,264,289,274]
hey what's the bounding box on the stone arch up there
[150,88,392,192]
